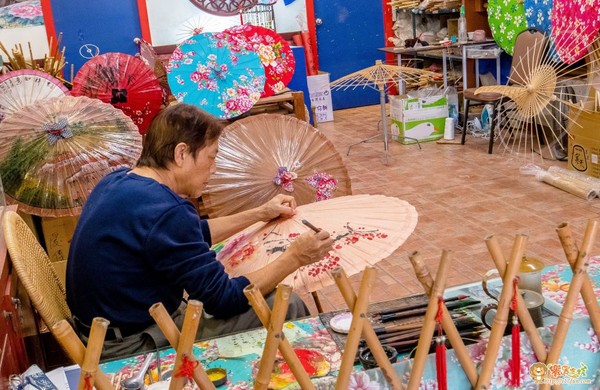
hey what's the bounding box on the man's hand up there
[287,230,334,267]
[259,194,297,222]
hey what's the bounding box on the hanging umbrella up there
[223,24,295,97]
[330,60,439,164]
[0,69,69,122]
[487,0,528,56]
[213,194,418,295]
[551,0,600,64]
[71,52,164,135]
[0,96,142,217]
[188,0,257,16]
[134,38,172,105]
[167,32,265,119]
[201,114,352,218]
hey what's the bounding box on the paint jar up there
[359,345,398,370]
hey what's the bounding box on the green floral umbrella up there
[488,0,528,55]
[0,96,142,217]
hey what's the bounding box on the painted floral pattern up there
[487,0,528,55]
[540,255,600,316]
[0,0,43,29]
[551,0,600,64]
[223,24,295,97]
[167,33,265,119]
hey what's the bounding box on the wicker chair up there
[2,210,71,329]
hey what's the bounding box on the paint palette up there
[329,311,352,334]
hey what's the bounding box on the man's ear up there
[173,142,188,166]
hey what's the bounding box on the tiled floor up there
[299,104,600,314]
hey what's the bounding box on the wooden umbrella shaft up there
[331,266,404,390]
[476,234,528,389]
[170,300,204,390]
[78,317,109,390]
[484,235,548,362]
[407,250,451,390]
[556,221,600,336]
[148,302,214,389]
[408,251,478,388]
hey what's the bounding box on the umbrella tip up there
[375,60,383,65]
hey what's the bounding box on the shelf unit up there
[408,8,459,39]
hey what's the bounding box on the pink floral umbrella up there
[551,0,600,64]
[222,24,295,97]
[167,32,265,119]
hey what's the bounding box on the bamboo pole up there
[541,221,598,390]
[148,303,215,389]
[408,251,478,388]
[407,250,451,390]
[334,266,377,390]
[254,285,291,390]
[556,221,600,336]
[50,320,114,390]
[332,267,405,390]
[77,318,109,390]
[476,234,528,389]
[169,300,206,390]
[243,285,315,390]
[485,235,548,362]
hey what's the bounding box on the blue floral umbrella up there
[167,32,265,119]
[524,0,560,61]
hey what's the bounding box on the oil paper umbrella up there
[487,0,528,55]
[201,114,352,218]
[0,69,69,122]
[167,32,265,119]
[134,37,172,104]
[523,0,559,61]
[72,52,163,134]
[213,194,418,295]
[475,34,600,160]
[551,0,600,64]
[223,24,295,97]
[0,95,142,217]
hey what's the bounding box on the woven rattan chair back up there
[2,210,71,327]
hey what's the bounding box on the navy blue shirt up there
[66,168,251,332]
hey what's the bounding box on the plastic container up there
[458,5,468,44]
[444,86,459,125]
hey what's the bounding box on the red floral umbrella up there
[222,24,295,97]
[72,53,163,134]
[551,0,600,64]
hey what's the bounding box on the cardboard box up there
[389,94,448,144]
[307,71,334,123]
[568,110,600,178]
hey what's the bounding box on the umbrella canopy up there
[551,0,600,64]
[223,24,295,97]
[487,0,528,55]
[72,52,164,135]
[0,96,142,217]
[167,32,265,119]
[188,0,257,16]
[0,69,69,122]
[213,194,418,295]
[523,0,559,61]
[201,114,352,218]
[134,38,172,105]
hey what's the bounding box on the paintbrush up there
[374,294,470,316]
[302,219,321,232]
[376,317,483,343]
[382,328,487,352]
[379,298,481,322]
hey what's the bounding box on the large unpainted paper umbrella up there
[487,0,528,55]
[72,52,164,134]
[175,13,238,42]
[223,24,295,97]
[0,96,142,217]
[475,34,600,160]
[330,60,439,164]
[213,194,418,295]
[167,32,265,119]
[0,69,69,122]
[202,114,352,218]
[551,0,600,64]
